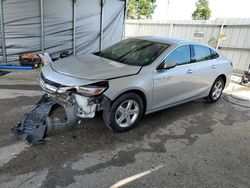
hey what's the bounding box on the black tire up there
[206,77,225,103]
[102,93,144,132]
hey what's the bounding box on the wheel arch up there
[111,89,147,113]
[217,74,227,88]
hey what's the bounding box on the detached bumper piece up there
[11,94,56,145]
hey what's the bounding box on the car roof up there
[134,36,209,46]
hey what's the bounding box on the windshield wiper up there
[93,51,104,57]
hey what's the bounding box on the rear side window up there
[165,45,191,65]
[210,49,220,59]
[193,45,211,62]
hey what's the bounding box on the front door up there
[152,45,197,110]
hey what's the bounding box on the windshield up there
[94,39,169,66]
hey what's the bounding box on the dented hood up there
[50,54,141,80]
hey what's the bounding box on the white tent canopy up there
[0,0,126,64]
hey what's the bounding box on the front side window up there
[94,39,169,66]
[193,45,211,62]
[164,45,191,65]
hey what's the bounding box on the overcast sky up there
[153,0,250,20]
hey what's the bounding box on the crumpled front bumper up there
[11,94,78,145]
[11,70,105,145]
[11,85,100,145]
[11,92,99,145]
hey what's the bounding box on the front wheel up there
[102,93,144,132]
[206,77,225,103]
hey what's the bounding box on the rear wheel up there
[103,93,144,132]
[206,77,225,103]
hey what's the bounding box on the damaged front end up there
[11,72,109,145]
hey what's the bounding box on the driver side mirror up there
[158,60,177,70]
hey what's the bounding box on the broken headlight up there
[76,81,109,96]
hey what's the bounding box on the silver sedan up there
[40,36,233,132]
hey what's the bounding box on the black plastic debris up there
[0,70,10,76]
[11,94,56,145]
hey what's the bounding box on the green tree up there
[192,0,211,20]
[127,0,157,20]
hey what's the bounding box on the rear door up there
[152,45,197,109]
[191,45,221,97]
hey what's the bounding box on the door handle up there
[187,69,193,74]
[211,65,216,69]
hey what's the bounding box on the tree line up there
[127,0,211,20]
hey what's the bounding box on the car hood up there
[50,54,141,80]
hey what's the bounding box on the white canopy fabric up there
[0,0,126,64]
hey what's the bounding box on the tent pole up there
[122,0,127,39]
[73,0,76,55]
[99,0,104,51]
[40,0,44,52]
[0,0,6,64]
[216,19,226,50]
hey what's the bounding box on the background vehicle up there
[40,36,233,132]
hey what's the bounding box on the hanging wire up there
[222,19,250,108]
[223,62,250,108]
[223,95,250,108]
[223,63,250,108]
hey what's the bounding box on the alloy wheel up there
[115,100,139,128]
[212,80,223,100]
